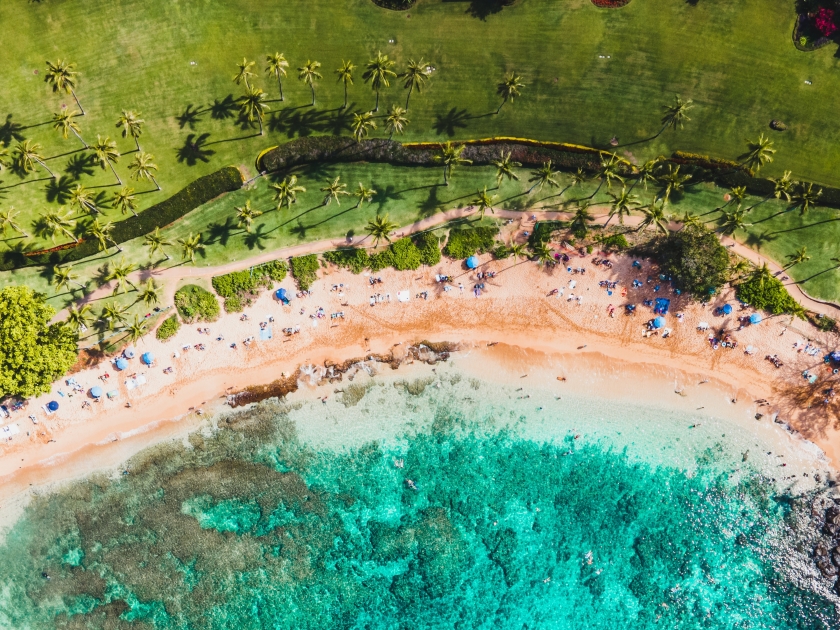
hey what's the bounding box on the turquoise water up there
[0,369,837,629]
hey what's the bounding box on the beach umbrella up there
[141,352,155,365]
[115,358,128,371]
[124,347,136,359]
[722,304,732,315]
[466,256,479,269]
[749,313,762,325]
[653,316,666,329]
[90,386,103,399]
[47,401,59,412]
[276,288,290,301]
[831,351,840,362]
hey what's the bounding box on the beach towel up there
[260,326,273,341]
[107,390,119,399]
[397,291,410,302]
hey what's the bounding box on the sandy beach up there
[1,237,838,530]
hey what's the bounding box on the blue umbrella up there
[653,316,666,329]
[90,386,103,399]
[47,401,59,412]
[124,347,136,359]
[722,304,732,315]
[466,255,479,269]
[141,352,155,365]
[750,313,762,325]
[276,288,290,301]
[831,351,840,362]
[115,358,128,371]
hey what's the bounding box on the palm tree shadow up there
[210,95,238,121]
[45,176,75,204]
[322,108,354,135]
[205,216,238,247]
[750,207,790,225]
[270,203,325,233]
[176,133,215,166]
[417,186,445,219]
[177,104,204,130]
[372,185,406,212]
[306,203,358,229]
[743,230,776,250]
[0,114,25,145]
[289,220,309,240]
[433,108,470,137]
[788,264,839,287]
[768,217,840,235]
[243,224,271,250]
[65,153,98,180]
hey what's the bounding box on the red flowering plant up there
[815,7,838,36]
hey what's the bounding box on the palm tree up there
[471,187,497,220]
[126,315,148,343]
[637,201,669,234]
[137,279,160,308]
[90,135,122,185]
[101,301,128,330]
[233,58,256,90]
[52,264,85,293]
[718,208,748,235]
[585,153,624,200]
[740,133,775,174]
[748,170,795,213]
[52,109,86,148]
[298,60,323,106]
[335,60,355,109]
[40,207,78,243]
[320,176,350,206]
[0,206,28,237]
[658,95,693,137]
[353,182,377,209]
[674,211,702,231]
[116,110,144,152]
[366,214,398,246]
[384,105,409,139]
[604,187,640,227]
[496,71,524,114]
[399,59,430,110]
[265,53,290,101]
[235,199,263,232]
[0,143,9,173]
[238,86,270,135]
[113,186,137,216]
[531,242,554,267]
[88,217,120,251]
[129,152,160,191]
[434,142,472,186]
[790,182,821,216]
[65,303,93,332]
[627,159,659,193]
[351,111,377,142]
[492,151,521,187]
[527,161,558,194]
[70,184,98,214]
[105,258,137,295]
[507,242,527,266]
[144,226,172,262]
[728,258,753,282]
[363,51,396,112]
[785,246,810,269]
[177,232,204,265]
[548,168,587,203]
[45,59,84,115]
[569,205,594,236]
[272,175,306,211]
[13,140,55,178]
[657,164,691,204]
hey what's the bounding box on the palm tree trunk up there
[444,165,449,186]
[74,280,86,290]
[37,159,57,179]
[584,179,604,200]
[108,162,122,185]
[71,90,85,116]
[405,85,413,110]
[134,136,141,152]
[258,116,264,136]
[151,175,161,191]
[72,128,88,149]
[310,83,316,106]
[64,229,79,243]
[343,83,348,109]
[279,79,285,102]
[496,98,507,115]
[374,90,380,112]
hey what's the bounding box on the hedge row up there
[443,226,499,259]
[258,136,611,177]
[290,254,320,291]
[211,260,288,297]
[323,233,442,274]
[174,285,220,323]
[2,167,243,271]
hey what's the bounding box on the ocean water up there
[0,365,837,629]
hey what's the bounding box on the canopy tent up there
[466,256,479,269]
[124,347,136,359]
[653,316,666,329]
[275,288,290,304]
[141,352,155,365]
[90,386,103,399]
[697,322,709,330]
[47,401,59,412]
[115,358,128,371]
[722,304,733,315]
[831,351,840,362]
[654,298,670,315]
[749,313,762,325]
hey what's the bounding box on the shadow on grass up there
[767,217,840,235]
[176,133,215,166]
[433,107,470,137]
[177,104,205,130]
[0,114,26,145]
[65,153,98,180]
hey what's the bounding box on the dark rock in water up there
[824,522,839,536]
[833,551,840,566]
[818,559,838,577]
[736,533,748,546]
[815,543,829,557]
[770,120,787,131]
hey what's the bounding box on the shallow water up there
[0,367,837,629]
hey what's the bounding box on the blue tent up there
[722,304,733,315]
[90,386,103,399]
[466,256,479,269]
[115,358,128,371]
[141,352,155,365]
[275,288,290,304]
[831,351,840,362]
[750,313,762,325]
[124,347,136,359]
[47,401,59,412]
[654,298,670,315]
[653,316,666,329]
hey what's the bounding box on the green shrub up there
[737,268,801,315]
[815,315,836,332]
[649,225,730,298]
[290,254,320,290]
[368,248,395,272]
[529,221,564,247]
[156,314,181,341]
[598,233,629,251]
[224,295,244,313]
[389,238,422,270]
[211,259,287,298]
[323,248,371,274]
[174,285,220,323]
[262,259,288,282]
[415,232,442,267]
[493,243,512,259]
[3,167,243,272]
[443,226,499,259]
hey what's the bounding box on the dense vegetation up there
[737,267,803,316]
[290,255,320,291]
[155,314,181,341]
[174,285,220,323]
[211,260,288,311]
[443,226,499,259]
[648,225,730,299]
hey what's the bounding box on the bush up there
[3,167,243,272]
[815,315,836,332]
[649,225,730,298]
[415,231,442,267]
[211,259,287,301]
[529,221,564,247]
[174,285,220,323]
[224,296,244,313]
[493,243,512,259]
[371,0,415,8]
[156,314,181,341]
[597,233,629,251]
[443,226,499,259]
[737,268,801,315]
[323,248,371,274]
[290,254,320,290]
[389,237,422,270]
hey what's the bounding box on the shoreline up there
[2,250,838,530]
